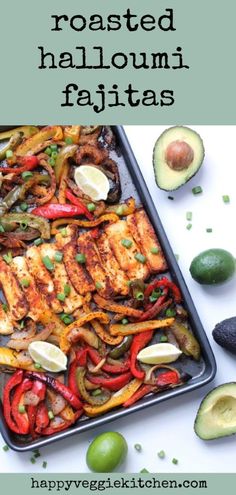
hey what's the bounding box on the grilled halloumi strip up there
[63,240,95,295]
[11,256,48,321]
[96,233,129,296]
[55,225,75,249]
[0,303,14,335]
[127,209,167,273]
[0,256,28,320]
[105,220,150,281]
[26,246,62,313]
[77,232,114,299]
[39,243,83,313]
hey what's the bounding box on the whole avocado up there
[213,317,236,354]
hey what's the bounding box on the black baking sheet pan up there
[0,125,216,451]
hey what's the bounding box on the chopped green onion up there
[42,256,54,271]
[22,171,33,180]
[135,291,144,301]
[33,450,41,459]
[60,313,74,325]
[48,410,54,420]
[91,389,102,396]
[2,445,9,452]
[50,144,58,152]
[60,228,68,237]
[121,239,133,249]
[149,290,161,303]
[158,450,166,459]
[222,195,230,203]
[116,206,124,216]
[6,150,13,158]
[160,335,168,343]
[3,252,12,265]
[57,293,66,302]
[87,203,96,212]
[64,284,71,296]
[134,253,147,264]
[30,457,36,464]
[2,304,8,313]
[18,404,26,414]
[140,468,149,473]
[54,251,63,262]
[51,151,58,159]
[150,247,159,254]
[166,308,176,317]
[20,320,25,329]
[0,224,5,233]
[172,458,178,465]
[192,186,202,195]
[45,147,52,156]
[167,196,174,200]
[20,278,30,288]
[122,318,129,325]
[186,211,192,221]
[65,137,73,144]
[95,282,102,290]
[34,237,43,246]
[42,461,47,469]
[134,443,142,452]
[20,202,28,212]
[48,157,55,167]
[206,228,213,233]
[75,253,86,264]
[186,223,192,230]
[20,221,28,230]
[34,362,42,370]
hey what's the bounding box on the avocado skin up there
[190,248,235,285]
[194,382,236,440]
[213,317,236,354]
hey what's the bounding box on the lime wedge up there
[74,165,110,201]
[137,343,182,365]
[28,341,67,372]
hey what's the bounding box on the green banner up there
[0,473,235,494]
[0,0,235,123]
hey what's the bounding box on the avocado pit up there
[165,140,194,171]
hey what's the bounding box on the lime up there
[190,248,235,285]
[86,432,128,472]
[137,343,182,365]
[74,165,110,201]
[28,341,67,372]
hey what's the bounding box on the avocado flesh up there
[194,383,236,440]
[153,126,205,191]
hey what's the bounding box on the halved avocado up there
[153,126,205,191]
[194,383,236,440]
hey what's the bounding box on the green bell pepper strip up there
[0,126,38,142]
[76,367,111,406]
[54,144,78,183]
[0,213,50,239]
[108,335,133,359]
[0,132,24,161]
[0,174,50,217]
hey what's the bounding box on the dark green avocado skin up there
[213,317,236,354]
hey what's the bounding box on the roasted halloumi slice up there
[0,303,14,335]
[11,256,48,321]
[63,240,95,295]
[26,246,62,313]
[77,232,114,298]
[55,225,75,249]
[39,243,83,313]
[127,209,167,273]
[105,220,150,281]
[0,256,28,320]
[96,233,129,296]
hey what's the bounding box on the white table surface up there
[1,125,236,473]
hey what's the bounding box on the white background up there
[0,125,236,473]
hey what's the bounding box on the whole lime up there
[86,431,128,472]
[190,248,235,285]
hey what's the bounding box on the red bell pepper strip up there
[32,203,86,219]
[25,372,83,410]
[35,402,50,433]
[76,348,89,367]
[155,370,179,387]
[123,384,154,407]
[65,189,93,220]
[130,330,154,380]
[138,295,171,322]
[27,381,46,437]
[11,378,32,435]
[1,156,39,174]
[87,372,132,391]
[3,370,24,434]
[40,410,83,436]
[68,360,81,398]
[87,348,130,374]
[144,277,182,303]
